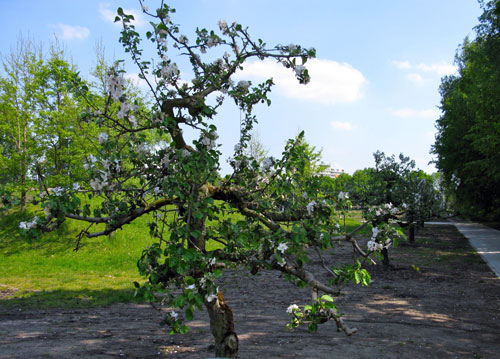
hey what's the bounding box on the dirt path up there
[1,225,499,358]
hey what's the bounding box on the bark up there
[408,225,416,244]
[381,247,391,267]
[205,291,239,358]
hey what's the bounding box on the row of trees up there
[433,0,500,220]
[7,2,444,357]
[321,152,444,243]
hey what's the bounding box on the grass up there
[0,202,366,309]
[0,202,157,309]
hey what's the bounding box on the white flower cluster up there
[286,304,299,314]
[218,19,229,34]
[235,80,250,91]
[338,191,349,201]
[306,200,317,216]
[98,132,108,144]
[116,101,138,126]
[277,242,288,254]
[19,216,39,230]
[366,227,391,252]
[52,187,64,196]
[161,61,179,79]
[106,70,125,101]
[370,203,399,217]
[90,171,110,192]
[200,131,219,150]
[294,65,306,76]
[261,157,273,171]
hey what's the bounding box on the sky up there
[0,0,484,174]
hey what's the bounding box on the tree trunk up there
[205,291,239,358]
[381,247,391,267]
[408,225,415,244]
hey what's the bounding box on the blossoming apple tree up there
[18,2,392,357]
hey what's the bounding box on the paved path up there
[426,220,500,278]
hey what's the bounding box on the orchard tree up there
[370,151,442,247]
[18,3,393,357]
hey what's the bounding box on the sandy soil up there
[1,225,499,359]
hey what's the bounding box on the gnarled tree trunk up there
[205,291,239,358]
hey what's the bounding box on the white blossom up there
[200,131,219,150]
[262,157,273,171]
[98,132,109,144]
[236,80,250,91]
[286,304,299,314]
[234,143,241,152]
[302,192,308,199]
[208,258,216,266]
[277,243,288,254]
[170,311,179,319]
[179,35,188,44]
[19,216,38,230]
[186,284,196,290]
[72,183,80,191]
[141,4,148,12]
[161,62,179,79]
[294,65,306,76]
[371,227,380,240]
[129,115,137,128]
[367,240,383,252]
[218,19,229,34]
[206,293,217,302]
[338,191,349,200]
[306,200,317,216]
[52,187,64,196]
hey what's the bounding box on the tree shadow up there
[0,288,145,311]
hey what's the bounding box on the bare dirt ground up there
[1,225,500,359]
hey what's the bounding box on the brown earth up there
[1,225,499,359]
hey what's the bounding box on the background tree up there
[433,0,500,220]
[0,39,98,209]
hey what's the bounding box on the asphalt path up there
[426,220,500,278]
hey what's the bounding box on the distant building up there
[319,166,344,178]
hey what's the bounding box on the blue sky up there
[0,0,483,174]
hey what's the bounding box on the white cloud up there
[406,73,427,85]
[331,121,355,131]
[124,73,149,89]
[416,62,457,76]
[388,108,440,119]
[237,58,367,105]
[392,60,457,78]
[51,24,90,40]
[392,60,411,70]
[99,2,146,27]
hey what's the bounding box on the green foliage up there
[433,0,500,220]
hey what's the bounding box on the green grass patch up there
[1,204,365,309]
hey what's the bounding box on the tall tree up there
[433,0,500,220]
